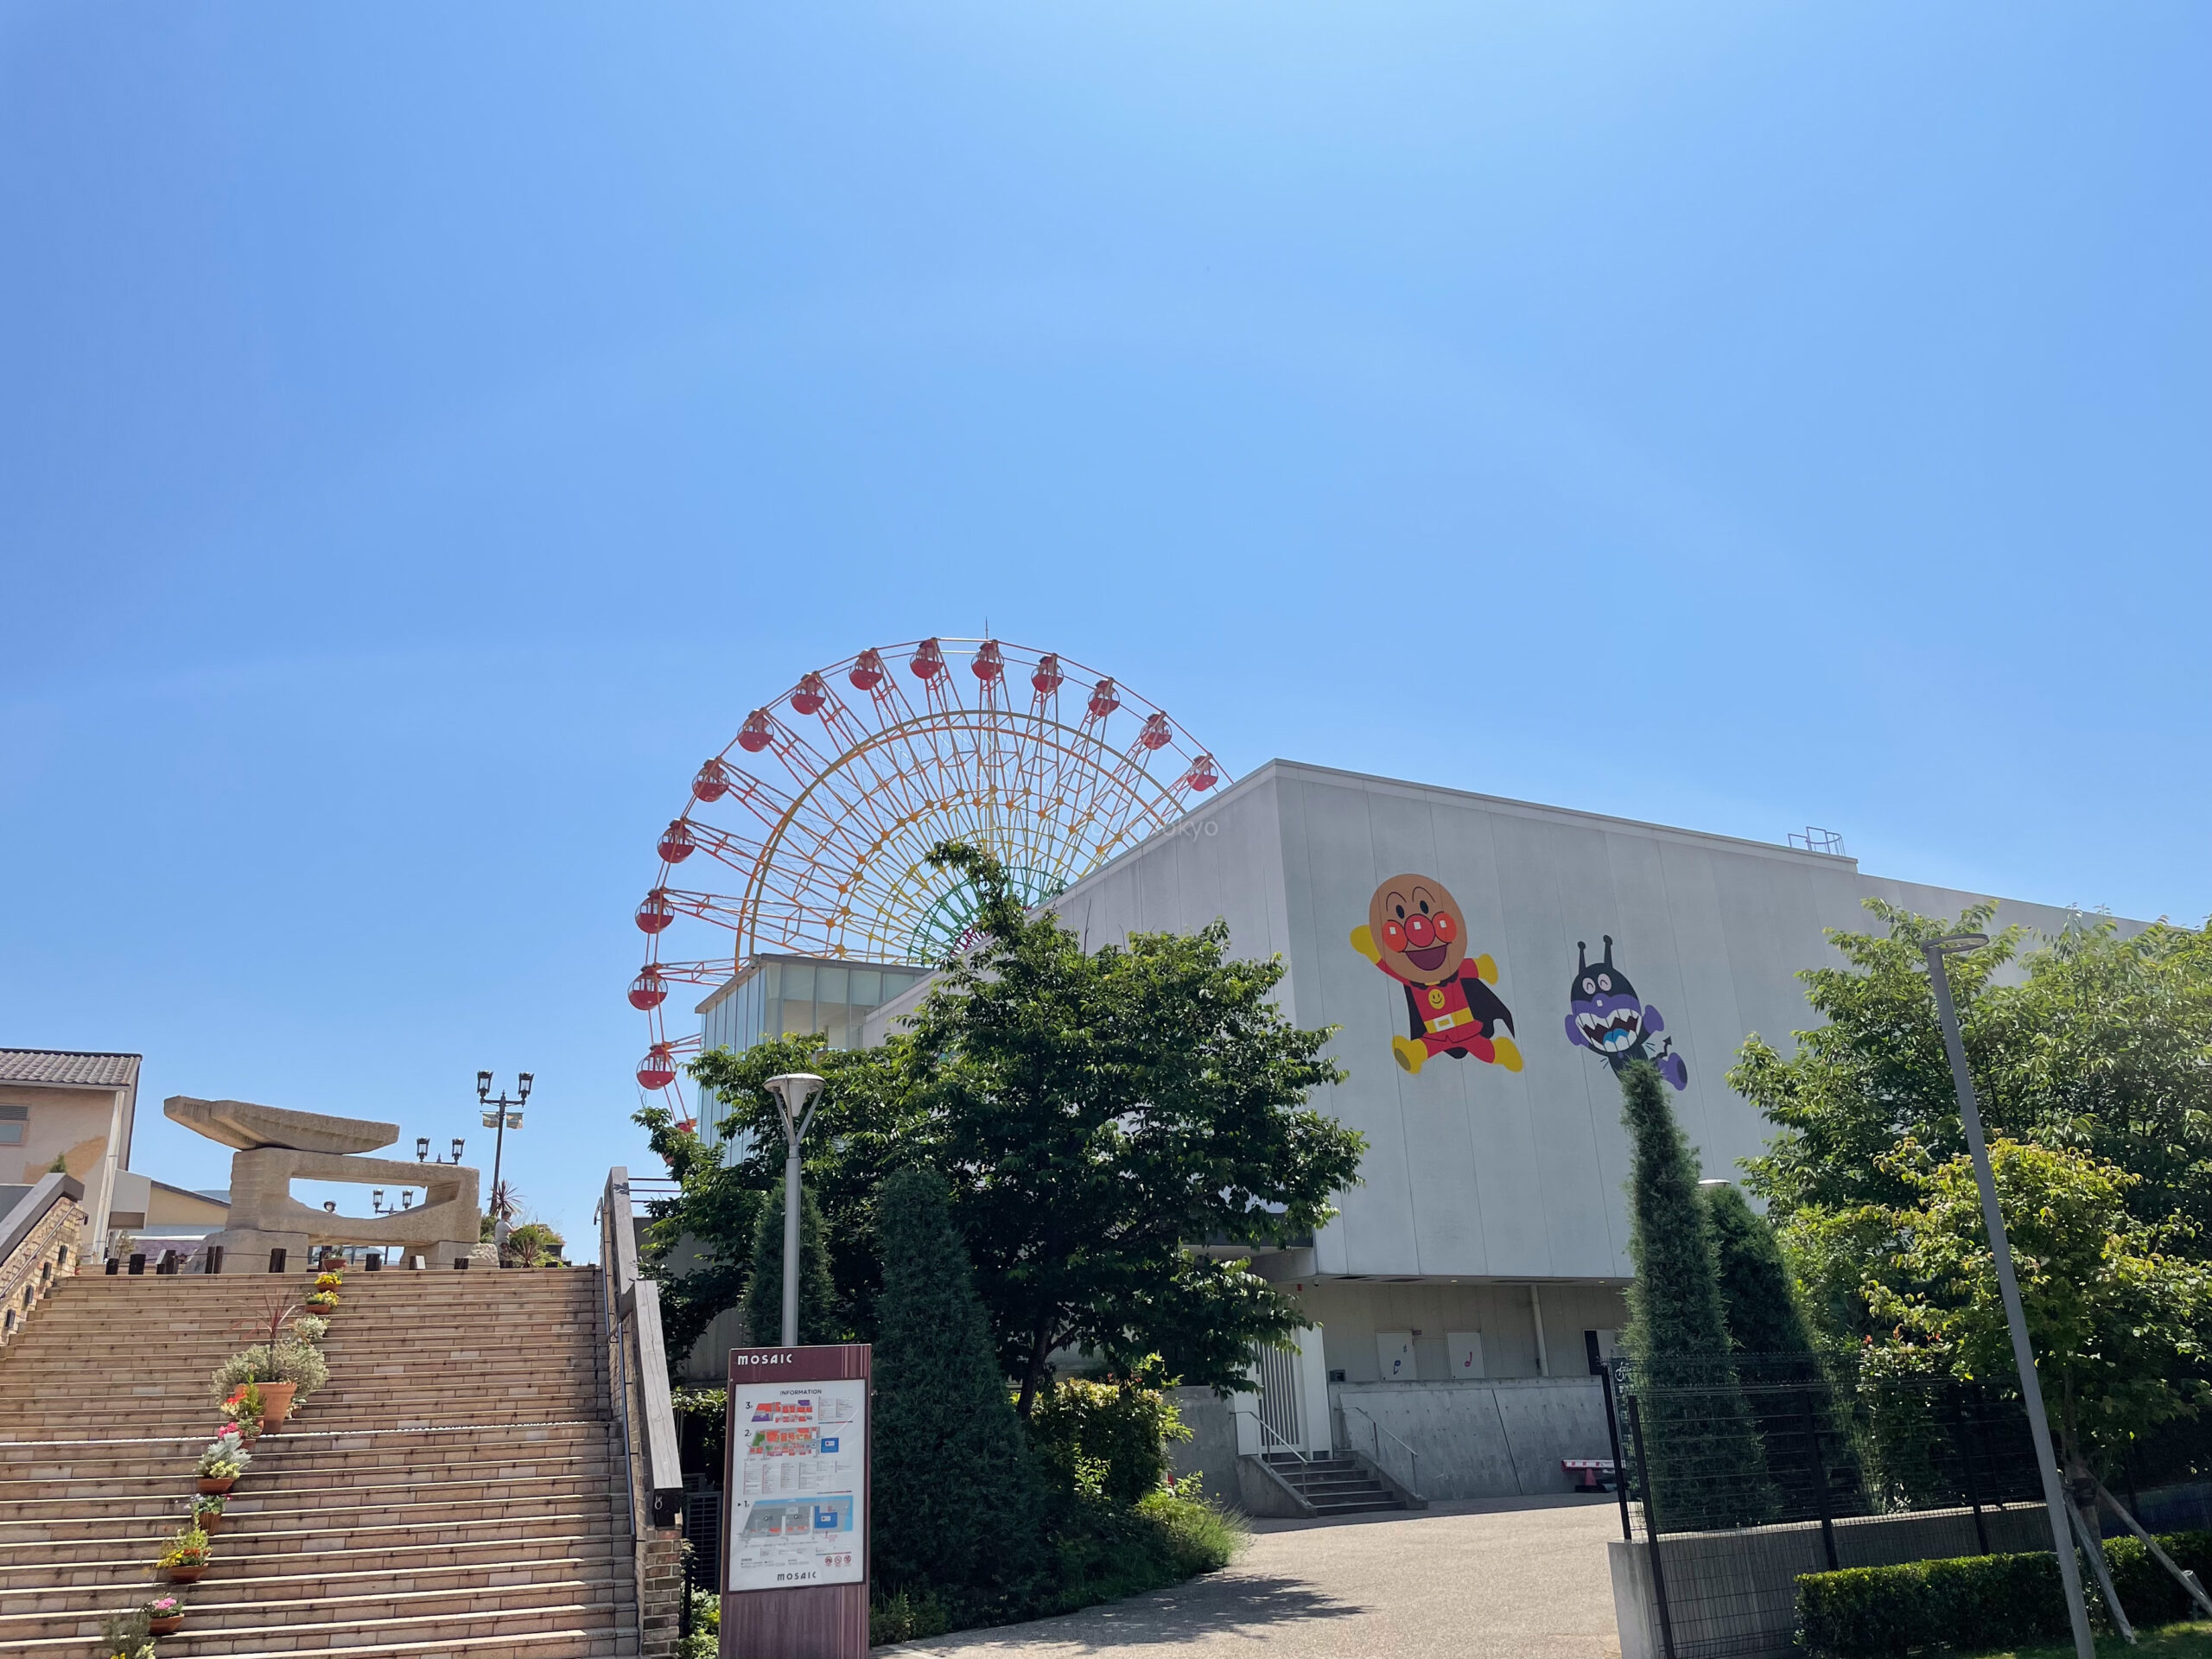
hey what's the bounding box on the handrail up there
[601,1166,684,1503]
[1343,1402,1422,1498]
[1255,1412,1306,1463]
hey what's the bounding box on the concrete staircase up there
[0,1269,639,1657]
[1262,1451,1408,1516]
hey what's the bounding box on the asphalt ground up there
[884,1493,1624,1658]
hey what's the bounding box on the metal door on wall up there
[1255,1342,1306,1455]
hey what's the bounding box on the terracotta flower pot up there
[256,1381,298,1430]
[195,1511,226,1534]
[149,1616,184,1635]
[195,1478,235,1495]
[168,1565,207,1584]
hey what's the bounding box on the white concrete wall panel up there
[1020,760,2139,1288]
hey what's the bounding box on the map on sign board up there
[726,1379,867,1592]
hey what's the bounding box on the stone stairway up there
[1262,1451,1408,1516]
[0,1269,639,1658]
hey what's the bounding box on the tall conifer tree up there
[740,1178,840,1346]
[872,1166,1046,1616]
[1620,1060,1772,1527]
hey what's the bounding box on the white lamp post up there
[1922,933,2094,1659]
[762,1073,826,1347]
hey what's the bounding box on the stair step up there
[0,1270,636,1656]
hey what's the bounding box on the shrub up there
[1038,1482,1245,1618]
[675,1586,720,1659]
[1029,1372,1192,1504]
[1795,1533,2212,1656]
[868,1588,952,1645]
[2106,1531,2212,1630]
[289,1315,328,1344]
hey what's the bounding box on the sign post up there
[721,1344,871,1659]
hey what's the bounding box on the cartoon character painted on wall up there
[1350,874,1521,1077]
[1563,936,1688,1090]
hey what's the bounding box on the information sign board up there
[725,1372,868,1592]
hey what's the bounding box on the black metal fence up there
[1602,1356,2063,1659]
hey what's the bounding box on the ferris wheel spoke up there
[637,639,1229,1090]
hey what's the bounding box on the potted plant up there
[99,1607,155,1659]
[157,1525,212,1584]
[220,1382,264,1442]
[192,1491,226,1533]
[144,1595,185,1636]
[290,1313,329,1345]
[195,1434,248,1494]
[211,1292,337,1432]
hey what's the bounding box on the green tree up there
[678,1033,919,1346]
[1703,1183,1817,1357]
[1737,904,2212,1251]
[1861,1137,2210,1480]
[872,1166,1046,1618]
[1621,1059,1772,1527]
[637,1033,874,1368]
[1702,1181,1853,1512]
[900,841,1365,1412]
[740,1178,841,1346]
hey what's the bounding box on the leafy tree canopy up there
[640,842,1365,1411]
[1737,901,2212,1243]
[900,841,1363,1410]
[1859,1136,2210,1469]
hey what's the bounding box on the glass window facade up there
[694,957,929,1145]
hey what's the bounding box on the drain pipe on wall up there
[1530,1285,1550,1377]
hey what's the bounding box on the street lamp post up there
[1922,933,2095,1659]
[762,1073,826,1347]
[477,1071,531,1251]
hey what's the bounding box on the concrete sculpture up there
[167,1096,481,1270]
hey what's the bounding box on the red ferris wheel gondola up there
[626,638,1228,1122]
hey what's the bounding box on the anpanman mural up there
[1562,935,1688,1090]
[1350,874,1522,1077]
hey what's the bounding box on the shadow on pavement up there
[885,1571,1365,1652]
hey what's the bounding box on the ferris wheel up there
[627,637,1224,1120]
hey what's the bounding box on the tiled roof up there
[0,1050,142,1089]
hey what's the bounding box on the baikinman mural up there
[1562,935,1688,1090]
[1350,874,1522,1077]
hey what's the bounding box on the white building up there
[835,760,2132,1502]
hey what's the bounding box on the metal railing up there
[596,1167,684,1651]
[1342,1402,1422,1498]
[1255,1411,1307,1463]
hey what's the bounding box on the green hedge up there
[1796,1530,2212,1657]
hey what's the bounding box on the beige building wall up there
[0,1052,141,1250]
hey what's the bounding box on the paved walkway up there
[886,1495,1624,1659]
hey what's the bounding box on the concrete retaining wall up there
[1168,1386,1245,1509]
[1607,1503,2055,1659]
[1331,1376,1614,1500]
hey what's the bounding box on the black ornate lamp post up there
[478,1071,531,1249]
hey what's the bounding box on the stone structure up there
[168,1096,480,1269]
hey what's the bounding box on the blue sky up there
[4,4,2207,1252]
